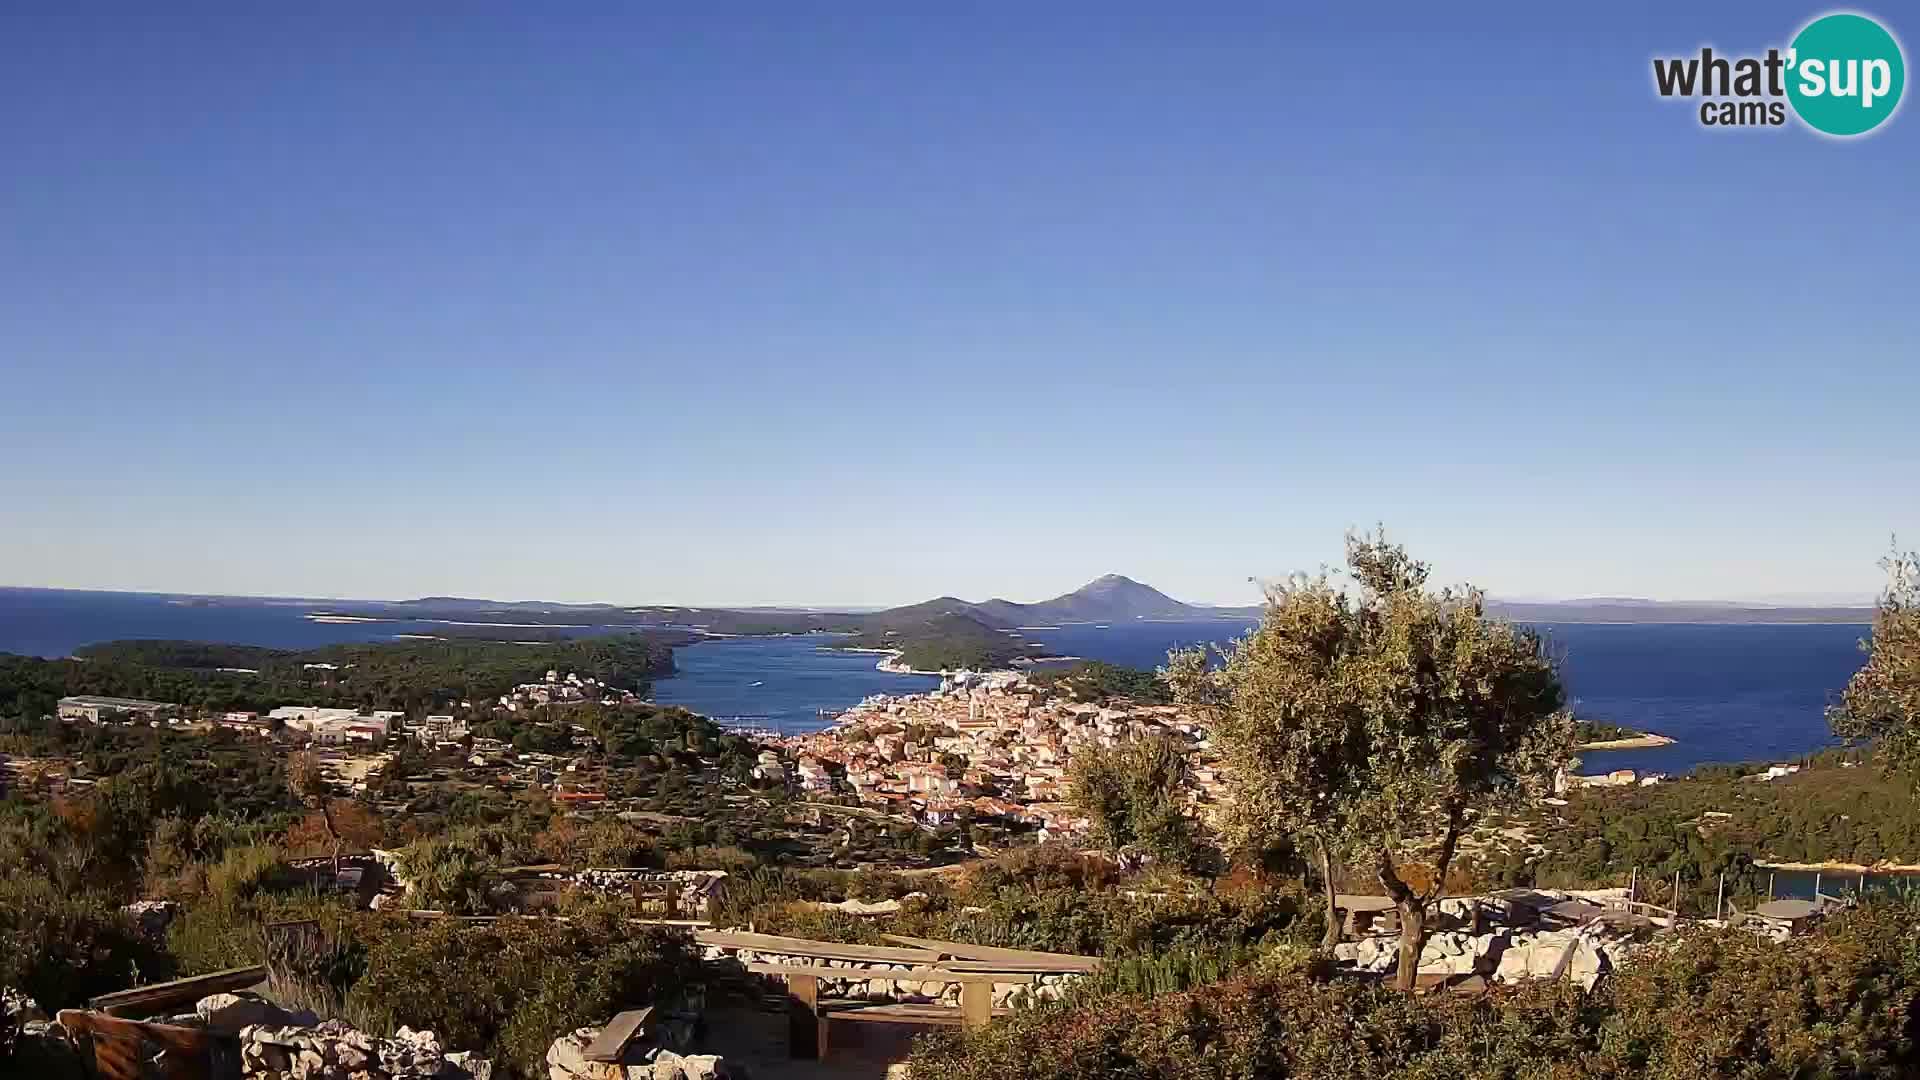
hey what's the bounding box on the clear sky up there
[2,3,1914,608]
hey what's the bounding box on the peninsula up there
[1573,718,1675,751]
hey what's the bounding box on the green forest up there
[0,634,683,723]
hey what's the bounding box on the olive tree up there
[286,751,343,879]
[1168,532,1573,990]
[1067,734,1203,871]
[1830,547,1920,779]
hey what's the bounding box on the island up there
[1574,718,1676,751]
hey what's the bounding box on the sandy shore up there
[1576,733,1676,751]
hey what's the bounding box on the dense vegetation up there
[912,897,1920,1079]
[1169,533,1574,985]
[1573,718,1649,743]
[832,611,1040,671]
[1474,749,1920,906]
[709,845,1308,967]
[0,634,682,720]
[4,542,1919,1077]
[1030,661,1174,704]
[1068,735,1206,871]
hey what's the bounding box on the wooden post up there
[1716,874,1725,921]
[1629,867,1638,903]
[1815,871,1822,901]
[788,973,821,1060]
[1673,871,1681,915]
[1769,872,1776,899]
[960,981,991,1030]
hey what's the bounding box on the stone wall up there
[1331,890,1646,991]
[698,944,1080,1009]
[240,1019,492,1080]
[546,1025,739,1080]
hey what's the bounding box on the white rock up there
[379,1024,446,1076]
[195,992,285,1035]
[547,1026,599,1079]
[651,1050,731,1080]
[2,987,47,1025]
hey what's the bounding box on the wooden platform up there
[746,963,1031,985]
[582,1006,654,1063]
[696,930,941,965]
[818,1001,1012,1025]
[87,965,267,1018]
[878,934,1099,973]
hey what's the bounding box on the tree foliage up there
[1068,735,1205,870]
[1169,531,1574,988]
[1831,547,1920,782]
[912,897,1920,1080]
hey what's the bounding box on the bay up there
[0,590,1872,772]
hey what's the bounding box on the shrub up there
[344,915,704,1078]
[0,876,170,1009]
[912,898,1920,1080]
[394,829,514,913]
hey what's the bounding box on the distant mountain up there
[865,577,1879,629]
[977,574,1205,624]
[868,574,1230,628]
[378,597,624,614]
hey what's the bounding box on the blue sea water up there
[0,587,472,655]
[648,636,940,732]
[1016,619,1869,775]
[0,589,1871,771]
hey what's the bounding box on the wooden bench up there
[745,963,1027,1059]
[581,1006,656,1063]
[58,1010,228,1080]
[87,965,268,1019]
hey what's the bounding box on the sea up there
[0,588,1872,773]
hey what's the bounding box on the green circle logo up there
[1787,13,1906,136]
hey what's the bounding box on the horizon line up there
[0,581,1881,613]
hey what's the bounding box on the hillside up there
[972,574,1204,624]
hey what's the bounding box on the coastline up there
[1756,859,1920,874]
[1576,733,1677,751]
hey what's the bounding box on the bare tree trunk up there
[1377,847,1421,992]
[1319,842,1342,948]
[321,800,342,880]
[1394,901,1427,989]
[1381,805,1467,993]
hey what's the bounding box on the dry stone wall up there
[698,943,1079,1008]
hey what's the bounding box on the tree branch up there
[1422,803,1466,905]
[1375,845,1415,906]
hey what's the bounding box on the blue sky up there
[2,4,1915,607]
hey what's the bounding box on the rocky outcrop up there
[545,1023,742,1080]
[122,899,181,938]
[1,988,84,1079]
[530,870,729,916]
[1491,928,1628,990]
[698,943,1078,1008]
[1332,925,1642,989]
[198,992,304,1035]
[239,1018,491,1079]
